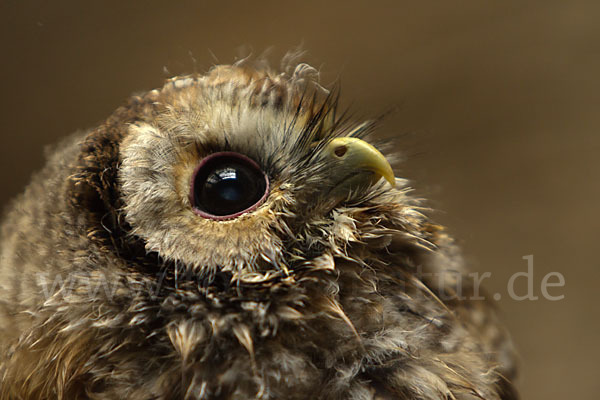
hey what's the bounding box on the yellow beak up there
[323,137,395,188]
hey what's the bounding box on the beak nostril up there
[334,145,347,157]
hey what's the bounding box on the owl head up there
[71,60,409,281]
[1,58,518,400]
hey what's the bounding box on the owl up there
[0,59,517,399]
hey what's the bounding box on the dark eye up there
[190,152,269,220]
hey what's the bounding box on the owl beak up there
[322,137,395,193]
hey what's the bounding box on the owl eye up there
[190,152,269,220]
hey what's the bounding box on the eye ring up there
[189,152,269,220]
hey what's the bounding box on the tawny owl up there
[0,59,517,399]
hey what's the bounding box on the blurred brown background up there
[1,1,598,398]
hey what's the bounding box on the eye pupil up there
[201,166,254,209]
[219,181,241,202]
[191,153,268,219]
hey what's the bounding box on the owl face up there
[117,63,395,276]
